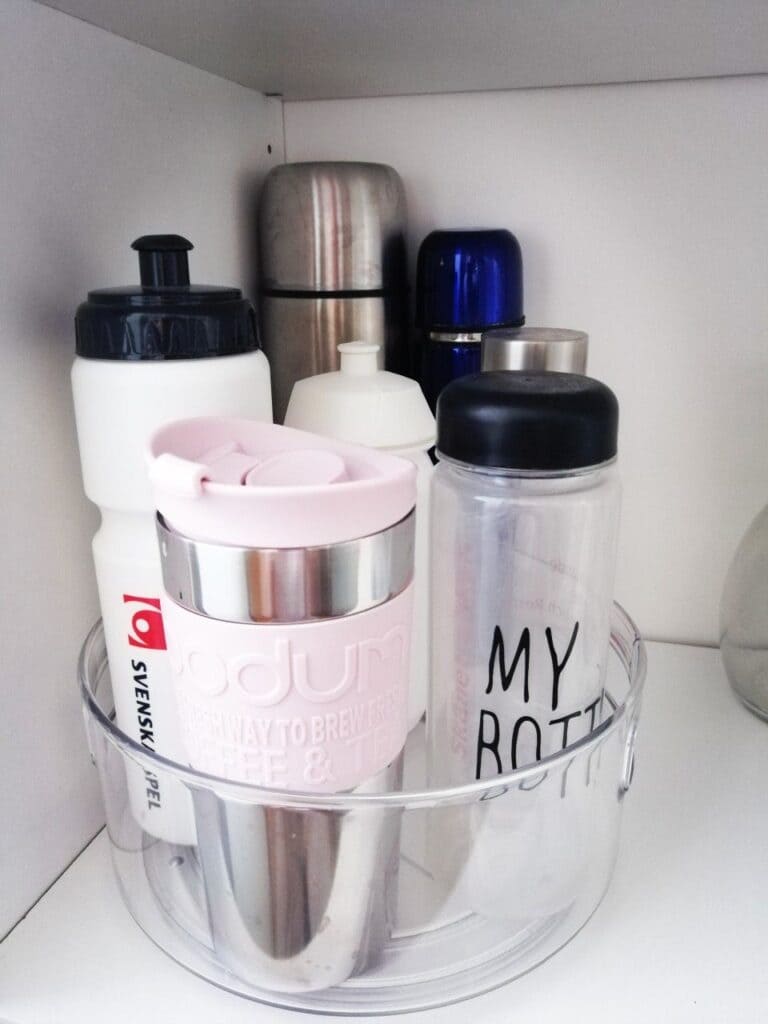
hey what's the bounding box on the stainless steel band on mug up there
[156,510,415,625]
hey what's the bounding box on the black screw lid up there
[75,235,259,360]
[436,371,619,471]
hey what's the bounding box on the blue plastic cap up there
[415,229,524,331]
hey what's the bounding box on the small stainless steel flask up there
[258,161,409,421]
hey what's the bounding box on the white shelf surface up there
[38,0,768,100]
[1,641,767,1022]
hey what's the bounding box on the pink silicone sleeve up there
[162,585,414,793]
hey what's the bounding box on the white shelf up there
[2,640,767,1022]
[38,0,768,100]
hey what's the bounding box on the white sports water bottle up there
[285,341,436,728]
[72,235,272,843]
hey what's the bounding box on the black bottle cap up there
[75,235,259,360]
[436,371,618,471]
[132,234,192,287]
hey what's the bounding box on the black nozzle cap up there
[75,235,260,361]
[436,371,618,471]
[132,234,193,287]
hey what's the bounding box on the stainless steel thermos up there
[258,162,409,421]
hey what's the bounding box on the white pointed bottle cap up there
[338,341,380,376]
[285,341,436,451]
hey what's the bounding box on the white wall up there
[0,0,283,938]
[285,76,768,646]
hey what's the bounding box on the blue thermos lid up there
[415,229,524,331]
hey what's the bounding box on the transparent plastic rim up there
[434,451,618,479]
[79,602,645,811]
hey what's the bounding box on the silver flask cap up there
[481,327,588,374]
[258,162,407,293]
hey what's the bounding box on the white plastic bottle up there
[72,235,273,844]
[284,341,435,728]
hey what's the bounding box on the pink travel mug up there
[148,417,416,992]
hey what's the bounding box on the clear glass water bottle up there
[428,371,621,786]
[721,504,768,719]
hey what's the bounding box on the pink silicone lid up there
[148,417,416,547]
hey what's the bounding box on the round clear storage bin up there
[79,603,645,1015]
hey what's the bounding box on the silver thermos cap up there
[258,162,407,292]
[481,327,588,374]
